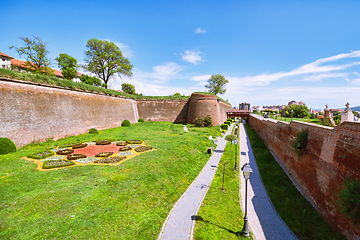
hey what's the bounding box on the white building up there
[0,52,13,69]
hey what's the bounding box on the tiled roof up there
[0,52,14,59]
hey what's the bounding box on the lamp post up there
[291,109,294,121]
[241,163,253,237]
[234,138,238,170]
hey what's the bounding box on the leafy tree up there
[285,104,310,118]
[205,74,229,95]
[121,83,135,94]
[194,116,204,127]
[204,115,213,127]
[55,53,78,80]
[80,75,103,87]
[10,36,53,75]
[83,39,133,89]
[171,92,182,97]
[225,134,237,152]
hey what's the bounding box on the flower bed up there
[126,140,142,144]
[72,143,88,149]
[95,140,111,145]
[117,151,133,156]
[94,156,125,164]
[56,149,74,155]
[27,151,55,159]
[135,146,152,152]
[43,160,75,169]
[67,154,87,160]
[115,141,128,146]
[60,143,75,148]
[75,157,97,164]
[41,156,64,161]
[95,152,113,158]
[119,146,132,151]
[128,144,141,148]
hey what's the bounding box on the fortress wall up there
[136,100,189,123]
[219,100,232,123]
[0,79,138,147]
[248,115,360,239]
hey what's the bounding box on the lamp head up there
[241,163,253,180]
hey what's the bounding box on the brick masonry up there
[248,115,360,240]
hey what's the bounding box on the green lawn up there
[194,123,250,240]
[0,122,220,239]
[244,123,346,240]
[267,115,323,125]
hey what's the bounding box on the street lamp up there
[234,138,238,170]
[241,163,253,237]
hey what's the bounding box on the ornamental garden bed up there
[23,140,155,171]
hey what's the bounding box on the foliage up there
[10,36,54,75]
[27,150,54,159]
[194,116,204,127]
[253,110,258,114]
[89,128,98,134]
[333,113,341,125]
[244,123,345,240]
[225,120,231,126]
[338,179,360,225]
[135,146,153,152]
[43,160,75,169]
[138,118,145,123]
[321,118,334,127]
[126,140,142,144]
[0,138,16,155]
[55,53,78,80]
[121,83,135,94]
[285,104,310,118]
[194,141,246,240]
[220,124,229,130]
[94,156,125,164]
[204,115,213,127]
[225,134,237,152]
[83,38,133,89]
[170,92,182,97]
[121,119,131,127]
[204,74,229,95]
[67,154,87,160]
[291,129,308,157]
[79,74,103,87]
[310,113,316,119]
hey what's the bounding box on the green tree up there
[225,134,237,152]
[80,75,103,87]
[55,53,78,80]
[121,83,136,94]
[285,104,310,118]
[83,39,133,89]
[205,74,229,95]
[10,36,53,75]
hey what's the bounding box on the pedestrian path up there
[239,121,298,240]
[158,123,235,240]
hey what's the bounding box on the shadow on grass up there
[191,215,244,237]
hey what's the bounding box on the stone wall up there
[0,79,139,147]
[248,114,360,240]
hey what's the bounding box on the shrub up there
[204,115,213,127]
[138,118,145,123]
[225,120,231,126]
[227,118,233,122]
[0,137,16,155]
[56,149,74,155]
[339,179,360,225]
[96,140,111,145]
[67,154,87,160]
[126,140,142,144]
[43,160,75,169]
[72,143,88,149]
[89,128,98,134]
[122,119,131,127]
[194,116,204,127]
[27,150,54,159]
[291,129,308,157]
[221,124,229,130]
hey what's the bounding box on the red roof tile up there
[0,52,14,59]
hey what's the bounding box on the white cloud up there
[195,28,207,34]
[153,62,183,77]
[114,41,133,58]
[191,74,211,81]
[302,73,348,82]
[181,50,204,64]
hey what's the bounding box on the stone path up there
[158,123,234,240]
[239,120,298,240]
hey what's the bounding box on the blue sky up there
[2,0,360,109]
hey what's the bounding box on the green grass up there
[194,125,249,240]
[0,122,220,239]
[244,123,346,240]
[267,115,323,125]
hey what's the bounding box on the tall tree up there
[83,39,133,89]
[121,83,135,94]
[10,36,53,75]
[55,53,78,80]
[205,74,229,95]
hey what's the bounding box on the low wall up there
[0,79,138,147]
[248,115,360,239]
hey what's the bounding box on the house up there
[0,52,13,69]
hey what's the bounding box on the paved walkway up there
[158,123,234,240]
[239,120,298,240]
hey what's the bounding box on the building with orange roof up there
[0,52,14,69]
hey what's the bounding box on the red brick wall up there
[248,115,360,240]
[137,100,189,122]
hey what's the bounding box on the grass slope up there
[0,122,220,239]
[194,127,249,239]
[244,123,346,240]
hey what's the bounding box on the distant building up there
[239,102,250,111]
[0,52,13,69]
[288,100,306,106]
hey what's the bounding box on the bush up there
[27,150,54,159]
[339,179,360,225]
[0,137,16,155]
[225,120,231,126]
[89,128,98,134]
[138,118,145,123]
[291,129,308,157]
[194,116,204,127]
[227,118,233,122]
[43,160,75,169]
[122,119,131,127]
[220,124,229,130]
[204,115,213,127]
